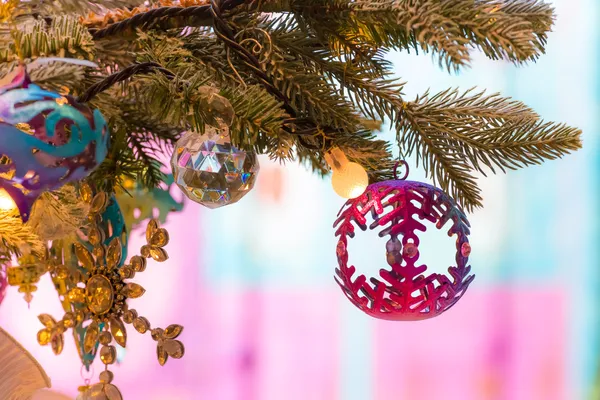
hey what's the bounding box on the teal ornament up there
[116,174,184,232]
[82,194,128,265]
[74,321,104,371]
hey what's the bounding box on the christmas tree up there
[0,0,582,256]
[0,0,583,397]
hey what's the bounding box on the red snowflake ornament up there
[333,163,474,321]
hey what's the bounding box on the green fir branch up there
[0,0,578,218]
[21,0,146,15]
[128,132,167,189]
[3,17,95,62]
[87,126,143,193]
[399,89,582,209]
[267,0,554,71]
[29,62,90,92]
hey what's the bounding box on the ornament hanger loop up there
[393,160,409,181]
[80,363,95,385]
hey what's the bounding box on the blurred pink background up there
[0,158,573,400]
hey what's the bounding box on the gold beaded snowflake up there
[36,188,184,399]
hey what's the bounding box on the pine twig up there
[398,88,582,210]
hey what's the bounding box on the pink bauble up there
[333,175,474,321]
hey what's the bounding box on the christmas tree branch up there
[0,210,45,258]
[398,89,582,210]
[108,2,574,209]
[259,0,554,70]
[89,5,219,39]
[28,62,89,93]
[21,0,554,73]
[0,0,578,214]
[77,61,173,102]
[128,133,168,189]
[260,12,578,210]
[21,0,147,15]
[0,185,89,260]
[134,59,291,150]
[27,186,90,242]
[87,126,145,193]
[1,16,95,62]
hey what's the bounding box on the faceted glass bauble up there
[171,130,259,208]
[86,275,114,315]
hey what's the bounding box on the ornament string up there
[80,363,94,386]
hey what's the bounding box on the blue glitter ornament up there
[0,65,109,221]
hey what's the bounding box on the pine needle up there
[26,185,90,242]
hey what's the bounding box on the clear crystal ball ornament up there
[171,126,260,208]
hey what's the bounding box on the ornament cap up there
[324,147,348,172]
